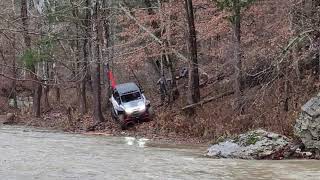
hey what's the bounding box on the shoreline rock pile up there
[206,129,291,159]
[207,93,320,160]
[0,113,15,125]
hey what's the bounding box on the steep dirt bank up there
[8,108,207,145]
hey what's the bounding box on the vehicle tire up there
[118,114,127,130]
[147,106,154,120]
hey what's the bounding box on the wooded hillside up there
[0,0,319,139]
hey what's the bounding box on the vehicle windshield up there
[121,91,141,103]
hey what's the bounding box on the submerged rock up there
[294,94,320,150]
[206,129,290,159]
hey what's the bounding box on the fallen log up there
[182,91,234,110]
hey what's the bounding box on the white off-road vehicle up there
[110,82,153,129]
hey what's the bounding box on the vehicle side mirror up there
[140,89,145,93]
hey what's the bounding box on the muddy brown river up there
[0,125,320,180]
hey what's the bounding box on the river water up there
[0,126,320,180]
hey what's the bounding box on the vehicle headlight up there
[139,105,146,112]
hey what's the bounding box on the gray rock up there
[301,97,320,118]
[206,129,290,159]
[294,96,320,150]
[207,141,240,158]
[3,113,15,124]
[9,96,33,109]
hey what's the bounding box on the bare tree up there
[21,0,42,117]
[90,0,104,123]
[11,33,17,108]
[185,0,200,105]
[102,0,112,107]
[232,0,243,112]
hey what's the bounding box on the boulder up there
[294,93,320,150]
[3,113,15,124]
[206,129,290,159]
[207,141,240,158]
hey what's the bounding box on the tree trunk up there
[90,0,104,123]
[52,63,60,104]
[78,0,92,115]
[21,0,42,117]
[160,53,167,104]
[43,62,50,109]
[90,51,104,123]
[33,83,42,116]
[318,43,320,81]
[71,0,84,112]
[166,53,179,101]
[21,0,31,48]
[185,0,200,105]
[55,87,60,103]
[166,0,179,101]
[80,38,88,114]
[11,33,17,108]
[232,0,243,112]
[102,0,112,107]
[144,0,162,77]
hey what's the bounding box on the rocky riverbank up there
[206,129,318,160]
[207,92,320,160]
[3,92,320,159]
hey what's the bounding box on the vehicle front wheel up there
[118,114,127,130]
[147,107,154,120]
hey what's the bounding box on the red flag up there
[108,71,116,89]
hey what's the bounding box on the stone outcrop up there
[294,93,320,150]
[0,113,15,124]
[206,129,290,159]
